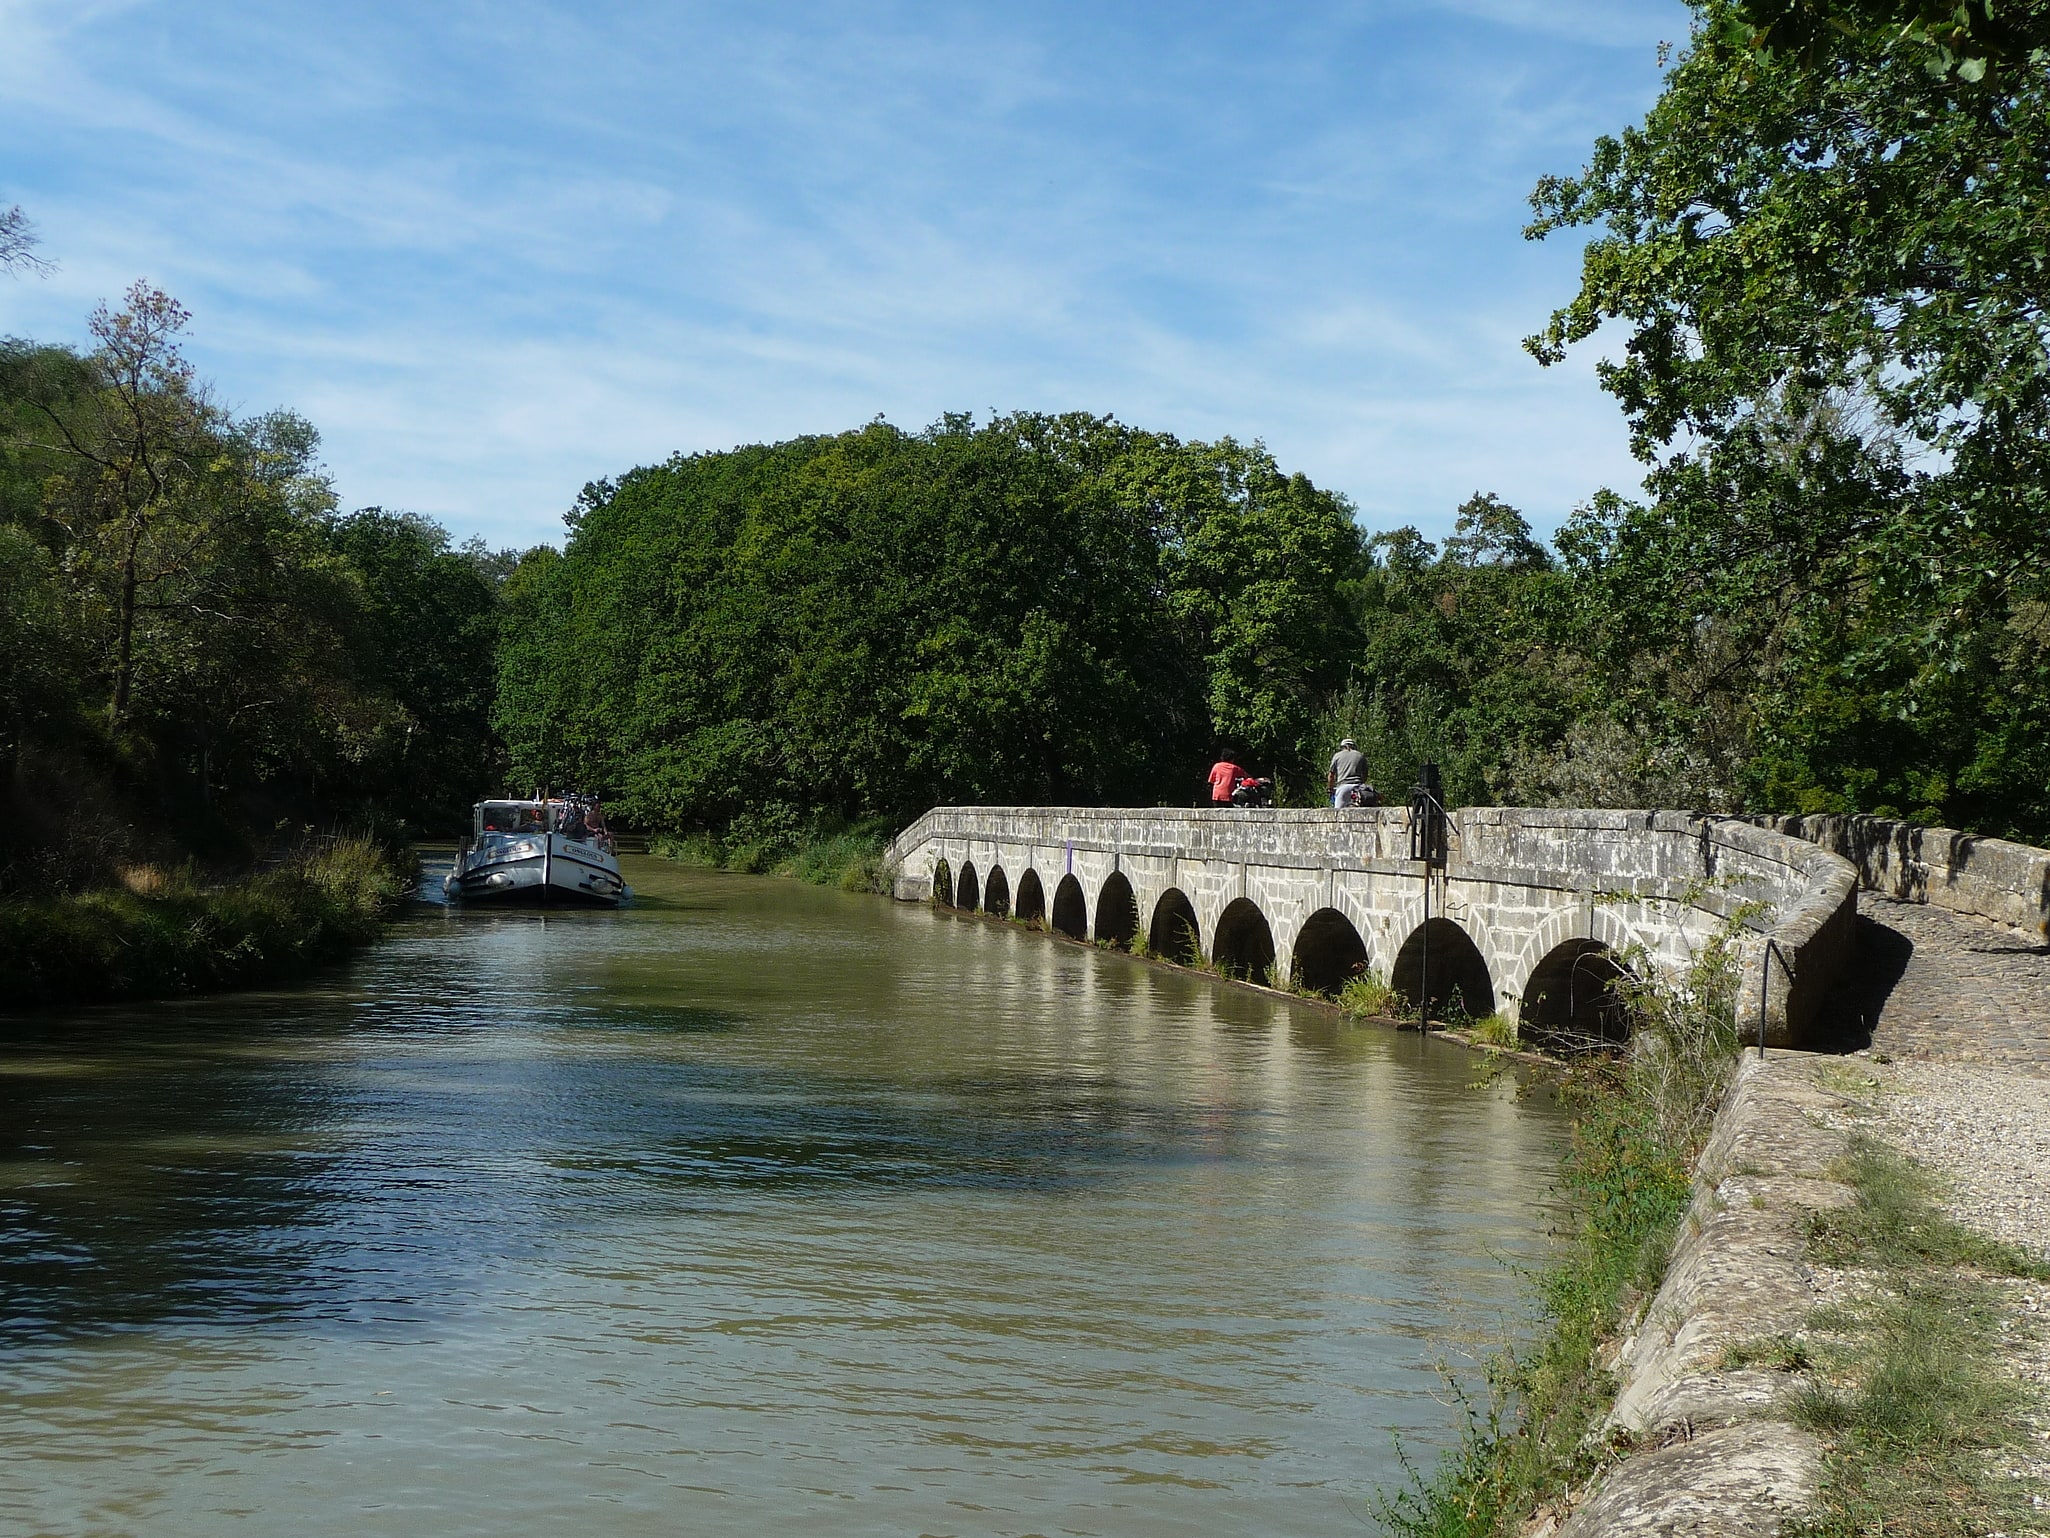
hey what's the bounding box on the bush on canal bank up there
[0,835,413,1011]
[1377,929,1745,1537]
[650,820,896,895]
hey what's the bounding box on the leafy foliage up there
[495,412,1365,831]
[1521,0,2050,838]
[1,284,513,894]
[1314,494,1578,810]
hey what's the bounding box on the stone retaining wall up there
[1553,1052,1853,1537]
[1753,813,2050,941]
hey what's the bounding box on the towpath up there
[1829,898,2050,1520]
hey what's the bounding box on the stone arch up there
[984,865,1011,918]
[1291,907,1371,995]
[1521,940,1632,1051]
[1508,903,1649,1002]
[1391,917,1495,1023]
[1148,888,1201,963]
[932,858,954,907]
[1051,873,1088,940]
[1016,869,1046,924]
[955,860,981,913]
[1093,873,1139,949]
[1212,897,1277,982]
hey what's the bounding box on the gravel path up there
[1851,1056,2050,1516]
[1864,1059,2050,1263]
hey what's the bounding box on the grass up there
[650,820,897,894]
[1338,970,1401,1019]
[0,834,412,1010]
[1785,1137,2047,1538]
[1466,1013,1520,1050]
[1374,927,1746,1537]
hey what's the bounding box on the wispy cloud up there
[0,0,1688,547]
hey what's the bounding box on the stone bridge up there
[885,806,1860,1047]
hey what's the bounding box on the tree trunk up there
[111,553,137,728]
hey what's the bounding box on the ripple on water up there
[0,857,1568,1537]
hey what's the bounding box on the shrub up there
[0,835,411,1011]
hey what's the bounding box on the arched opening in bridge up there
[1521,940,1632,1051]
[955,861,981,913]
[1051,874,1088,941]
[984,866,1010,918]
[1093,873,1138,949]
[1147,889,1201,963]
[1391,918,1494,1023]
[1015,870,1046,925]
[931,859,953,907]
[1212,898,1277,982]
[1291,907,1370,995]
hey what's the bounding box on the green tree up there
[1527,0,2050,836]
[320,508,507,823]
[1318,495,1574,808]
[494,413,1363,833]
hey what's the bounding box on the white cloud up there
[0,0,1680,548]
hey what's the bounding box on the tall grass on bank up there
[1376,925,1746,1537]
[650,820,896,894]
[0,836,413,1011]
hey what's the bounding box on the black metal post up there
[1409,762,1448,1027]
[1419,870,1431,1030]
[1758,941,1769,1059]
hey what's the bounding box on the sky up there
[0,0,1692,552]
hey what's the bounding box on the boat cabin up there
[472,797,615,848]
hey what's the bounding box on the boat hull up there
[444,835,630,907]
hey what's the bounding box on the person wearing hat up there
[1328,737,1369,808]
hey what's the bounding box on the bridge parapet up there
[886,805,1858,1049]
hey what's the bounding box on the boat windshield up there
[476,801,547,836]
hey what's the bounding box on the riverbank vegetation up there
[649,819,894,893]
[0,834,411,1009]
[1378,930,1742,1537]
[1,272,517,1008]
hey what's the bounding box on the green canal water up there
[1,854,1569,1537]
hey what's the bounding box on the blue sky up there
[0,0,1690,551]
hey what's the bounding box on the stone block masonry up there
[886,806,1860,1047]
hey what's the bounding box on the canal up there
[1,854,1569,1536]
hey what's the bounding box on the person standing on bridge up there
[1328,737,1370,808]
[1207,750,1244,808]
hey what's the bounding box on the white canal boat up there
[444,794,631,906]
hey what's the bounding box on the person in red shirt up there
[1207,752,1244,806]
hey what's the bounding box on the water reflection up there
[1,855,1567,1537]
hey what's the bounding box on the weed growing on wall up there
[1338,970,1400,1019]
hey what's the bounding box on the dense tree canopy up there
[1517,0,2050,837]
[0,285,510,885]
[494,413,1365,835]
